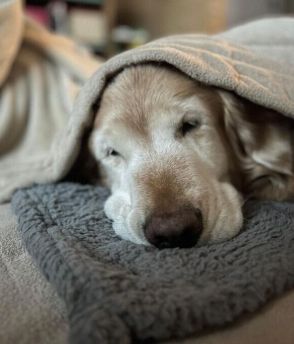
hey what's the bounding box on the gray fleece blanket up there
[11,182,294,344]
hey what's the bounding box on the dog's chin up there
[104,183,244,247]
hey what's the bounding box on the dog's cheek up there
[101,159,126,191]
[218,184,243,241]
[204,182,243,242]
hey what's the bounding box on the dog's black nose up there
[144,207,203,249]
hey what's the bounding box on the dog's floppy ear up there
[219,90,293,199]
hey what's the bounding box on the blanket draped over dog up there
[11,183,294,343]
[1,14,294,202]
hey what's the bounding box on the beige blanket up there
[0,0,100,202]
[1,6,294,202]
[0,203,68,344]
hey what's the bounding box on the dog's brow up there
[116,111,149,140]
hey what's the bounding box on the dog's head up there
[89,64,293,248]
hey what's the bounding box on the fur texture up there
[89,64,294,246]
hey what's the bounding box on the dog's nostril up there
[144,207,203,249]
[154,225,201,249]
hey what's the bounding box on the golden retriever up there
[88,64,294,248]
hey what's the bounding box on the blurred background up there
[25,0,294,58]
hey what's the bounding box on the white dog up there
[88,64,294,248]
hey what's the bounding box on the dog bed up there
[11,182,294,343]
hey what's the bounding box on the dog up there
[88,64,294,248]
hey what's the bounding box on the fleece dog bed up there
[12,182,294,343]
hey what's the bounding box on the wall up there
[117,0,228,39]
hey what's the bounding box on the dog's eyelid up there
[178,118,201,136]
[182,110,204,124]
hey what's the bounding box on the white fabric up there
[0,203,68,344]
[0,0,101,202]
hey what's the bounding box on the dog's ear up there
[219,90,293,199]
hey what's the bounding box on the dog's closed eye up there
[106,148,121,158]
[179,120,201,136]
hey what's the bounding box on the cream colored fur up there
[89,64,294,246]
[90,65,239,244]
